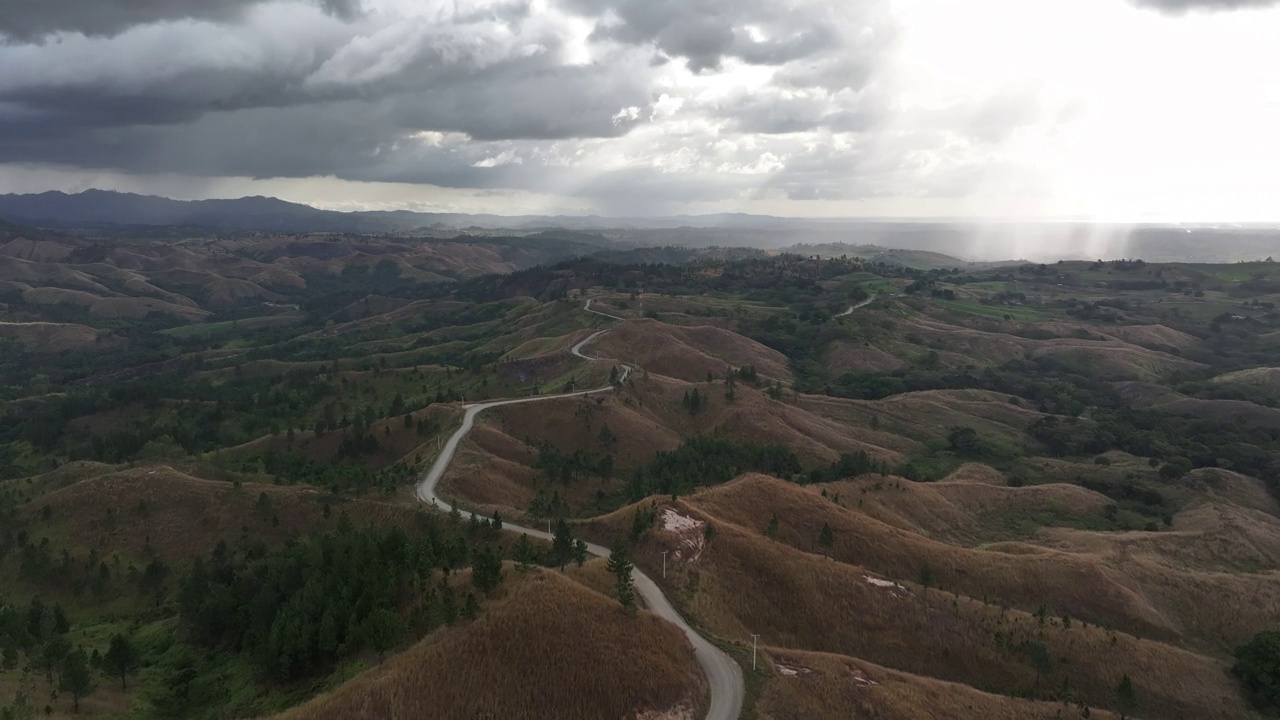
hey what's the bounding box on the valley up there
[3,220,1280,719]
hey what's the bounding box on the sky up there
[0,0,1278,219]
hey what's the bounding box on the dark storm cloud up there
[1131,0,1280,11]
[0,0,359,42]
[0,2,654,144]
[563,0,885,73]
[0,56,652,176]
[0,0,905,207]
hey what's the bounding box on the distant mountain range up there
[3,190,1280,263]
[0,190,850,234]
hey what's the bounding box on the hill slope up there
[273,569,705,720]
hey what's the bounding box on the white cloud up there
[1,0,1279,219]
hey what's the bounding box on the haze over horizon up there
[2,0,1279,221]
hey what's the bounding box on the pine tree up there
[103,633,140,690]
[26,597,45,641]
[4,687,34,720]
[515,535,537,570]
[471,546,503,595]
[255,492,272,520]
[551,519,574,569]
[818,522,834,557]
[462,592,481,620]
[39,636,69,684]
[440,582,458,625]
[606,540,636,615]
[764,514,779,539]
[358,609,406,658]
[1116,674,1137,720]
[52,604,69,634]
[918,563,934,590]
[573,539,589,567]
[59,646,95,713]
[1023,639,1052,697]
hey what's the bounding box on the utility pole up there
[750,634,760,671]
[661,550,669,579]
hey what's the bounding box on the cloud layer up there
[1,0,1278,216]
[1133,0,1280,11]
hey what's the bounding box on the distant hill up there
[0,190,823,235]
[781,242,1024,270]
[0,190,397,234]
[3,190,1280,262]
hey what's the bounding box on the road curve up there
[416,299,745,720]
[835,294,877,317]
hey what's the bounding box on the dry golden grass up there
[637,504,1256,719]
[0,236,75,262]
[234,402,463,471]
[439,376,904,517]
[1026,502,1280,651]
[272,569,704,720]
[1030,340,1200,381]
[22,465,425,563]
[11,460,118,496]
[561,556,622,602]
[1158,395,1280,427]
[592,319,792,383]
[822,341,907,375]
[1036,502,1280,571]
[756,648,1122,720]
[503,327,592,361]
[0,256,113,293]
[1189,467,1280,517]
[192,358,330,381]
[901,319,1028,366]
[687,475,1280,654]
[0,320,108,352]
[1212,366,1280,389]
[0,670,133,719]
[939,462,1006,485]
[798,389,1038,447]
[901,316,1201,380]
[21,286,211,321]
[1115,381,1280,428]
[687,476,1181,642]
[820,474,1109,546]
[1103,323,1198,350]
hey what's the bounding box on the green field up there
[930,297,1044,322]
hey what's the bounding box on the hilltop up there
[6,245,1280,718]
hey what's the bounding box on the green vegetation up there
[626,436,801,502]
[8,230,1280,719]
[1233,631,1280,714]
[606,540,636,615]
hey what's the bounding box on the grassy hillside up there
[6,247,1280,719]
[274,569,704,720]
[580,485,1256,719]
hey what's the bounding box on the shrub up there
[1233,631,1280,713]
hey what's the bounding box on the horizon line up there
[4,188,1280,226]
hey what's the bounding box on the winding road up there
[415,299,745,720]
[835,294,878,317]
